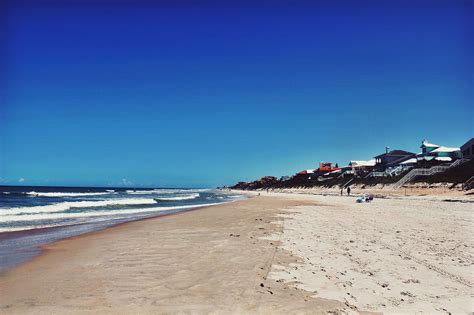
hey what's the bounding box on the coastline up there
[1,191,472,314]
[0,197,241,273]
[0,196,346,314]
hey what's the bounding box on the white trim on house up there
[430,146,460,153]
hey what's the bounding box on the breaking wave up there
[0,203,219,225]
[26,191,113,197]
[0,198,158,216]
[154,193,200,201]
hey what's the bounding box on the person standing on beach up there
[347,186,351,195]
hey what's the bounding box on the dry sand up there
[1,192,473,314]
[260,192,474,314]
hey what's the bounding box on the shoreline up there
[0,195,347,314]
[1,191,472,314]
[0,198,242,274]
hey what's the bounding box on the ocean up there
[0,186,243,272]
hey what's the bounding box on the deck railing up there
[391,165,450,189]
[463,176,474,191]
[391,159,468,189]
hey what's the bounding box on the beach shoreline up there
[0,195,347,314]
[1,191,472,314]
[0,202,223,273]
[0,189,245,273]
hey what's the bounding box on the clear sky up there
[1,0,472,188]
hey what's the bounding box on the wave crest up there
[0,202,220,226]
[154,193,200,201]
[0,198,158,216]
[26,191,113,197]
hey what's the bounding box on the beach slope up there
[0,197,343,314]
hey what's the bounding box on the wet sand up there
[1,192,473,314]
[0,197,344,314]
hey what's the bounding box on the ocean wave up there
[154,193,200,201]
[0,202,221,225]
[0,198,158,216]
[125,189,210,195]
[26,191,114,197]
[125,190,157,195]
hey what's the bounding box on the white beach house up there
[418,139,461,161]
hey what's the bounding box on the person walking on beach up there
[347,186,351,196]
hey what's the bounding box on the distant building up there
[349,160,376,168]
[418,139,461,161]
[420,140,440,155]
[374,150,416,169]
[297,169,315,175]
[461,138,474,159]
[317,162,340,172]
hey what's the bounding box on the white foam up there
[125,189,210,195]
[26,191,113,197]
[155,193,200,201]
[125,190,156,195]
[0,202,221,224]
[0,198,158,216]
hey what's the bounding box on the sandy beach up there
[1,192,473,314]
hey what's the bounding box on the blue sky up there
[1,0,472,188]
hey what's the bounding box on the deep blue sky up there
[1,0,472,188]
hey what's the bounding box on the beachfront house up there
[418,139,461,161]
[318,162,340,171]
[347,159,376,177]
[349,160,376,169]
[297,169,315,176]
[461,138,474,160]
[374,149,416,170]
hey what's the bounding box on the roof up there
[374,150,416,158]
[430,146,460,153]
[400,158,417,164]
[421,140,440,148]
[461,138,474,149]
[435,157,452,161]
[349,159,376,167]
[323,169,341,176]
[297,169,315,175]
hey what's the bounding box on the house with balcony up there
[418,139,461,161]
[374,150,416,170]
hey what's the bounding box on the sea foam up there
[0,198,158,216]
[26,191,114,197]
[154,193,200,201]
[0,202,219,225]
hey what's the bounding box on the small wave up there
[0,198,158,216]
[0,202,221,225]
[26,191,113,197]
[154,193,200,201]
[125,190,156,195]
[125,189,186,195]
